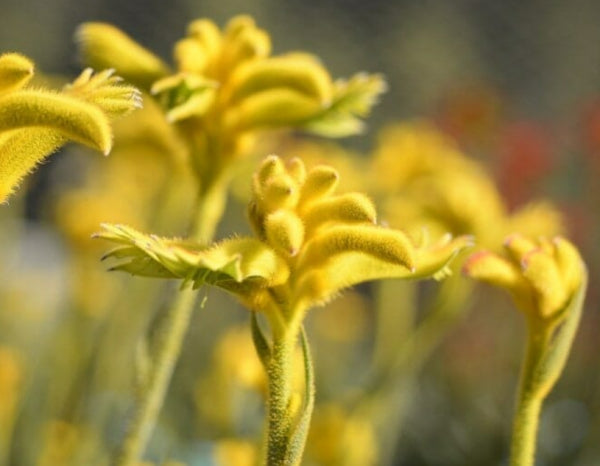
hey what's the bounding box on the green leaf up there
[330,73,388,116]
[250,312,271,368]
[525,267,587,399]
[301,73,387,138]
[65,68,143,119]
[300,113,364,138]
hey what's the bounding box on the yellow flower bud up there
[254,154,287,189]
[553,237,582,294]
[174,37,209,74]
[265,210,305,256]
[461,251,522,291]
[297,165,339,208]
[463,234,585,321]
[219,27,271,75]
[186,19,222,65]
[260,175,299,212]
[76,22,170,88]
[0,53,34,94]
[224,15,256,38]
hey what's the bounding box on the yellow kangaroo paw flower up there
[65,68,143,118]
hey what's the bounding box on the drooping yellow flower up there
[0,53,141,202]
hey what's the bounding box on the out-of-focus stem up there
[509,329,547,466]
[115,286,197,466]
[510,387,542,466]
[115,175,228,465]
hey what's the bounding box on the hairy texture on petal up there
[264,210,305,256]
[0,53,34,94]
[0,128,63,202]
[302,193,376,234]
[297,225,416,273]
[225,88,323,131]
[76,22,170,89]
[0,90,112,153]
[297,166,339,208]
[226,54,332,104]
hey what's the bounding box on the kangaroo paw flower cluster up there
[76,16,386,188]
[97,154,472,465]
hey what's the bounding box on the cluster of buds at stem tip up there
[462,234,585,323]
[247,155,474,319]
[0,52,141,203]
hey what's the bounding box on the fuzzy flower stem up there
[510,389,542,466]
[266,328,298,465]
[116,286,198,466]
[509,327,548,466]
